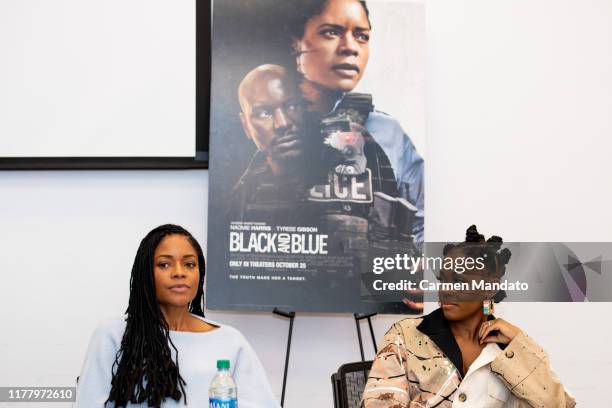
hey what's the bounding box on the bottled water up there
[209,360,238,408]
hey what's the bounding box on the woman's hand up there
[478,318,521,345]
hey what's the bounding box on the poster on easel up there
[206,0,425,313]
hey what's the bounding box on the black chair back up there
[331,360,373,408]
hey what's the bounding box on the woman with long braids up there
[75,224,279,407]
[361,226,576,407]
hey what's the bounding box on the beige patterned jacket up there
[361,309,576,408]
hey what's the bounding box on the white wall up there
[2,0,612,407]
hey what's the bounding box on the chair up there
[331,360,373,408]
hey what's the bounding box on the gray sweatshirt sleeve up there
[232,332,281,408]
[74,320,122,407]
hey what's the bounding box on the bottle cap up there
[217,359,230,369]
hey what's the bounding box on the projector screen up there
[0,0,207,168]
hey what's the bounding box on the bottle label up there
[209,398,237,408]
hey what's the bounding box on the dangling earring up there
[483,299,494,315]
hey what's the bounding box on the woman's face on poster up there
[297,0,371,92]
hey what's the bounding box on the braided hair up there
[106,224,206,407]
[443,225,512,302]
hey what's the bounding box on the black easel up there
[273,308,295,408]
[273,310,378,406]
[353,312,377,361]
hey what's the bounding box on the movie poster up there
[206,0,425,313]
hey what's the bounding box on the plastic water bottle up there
[209,359,238,408]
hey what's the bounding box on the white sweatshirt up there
[75,315,280,408]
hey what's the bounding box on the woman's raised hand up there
[479,318,521,345]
